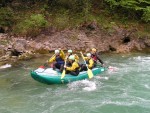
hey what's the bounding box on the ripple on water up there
[0,53,150,113]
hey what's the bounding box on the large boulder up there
[12,39,27,53]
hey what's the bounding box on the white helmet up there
[68,49,72,53]
[55,50,60,54]
[69,55,75,60]
[87,53,91,57]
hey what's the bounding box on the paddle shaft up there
[40,54,56,72]
[61,57,67,79]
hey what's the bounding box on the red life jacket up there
[91,54,97,62]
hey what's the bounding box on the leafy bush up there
[104,0,150,22]
[14,14,48,36]
[142,6,150,22]
[0,7,14,29]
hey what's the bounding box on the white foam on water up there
[67,79,96,91]
[133,56,150,61]
[107,66,119,74]
[83,80,96,91]
[132,56,143,61]
[108,66,119,71]
[101,100,137,106]
[95,76,109,80]
[0,64,11,69]
[144,84,150,89]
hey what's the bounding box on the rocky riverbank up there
[0,24,150,66]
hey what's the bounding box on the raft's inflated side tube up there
[30,67,106,84]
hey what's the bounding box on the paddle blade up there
[61,70,66,79]
[87,69,93,79]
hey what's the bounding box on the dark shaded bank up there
[0,25,150,66]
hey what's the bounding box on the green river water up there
[0,52,150,113]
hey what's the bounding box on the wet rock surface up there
[0,27,150,66]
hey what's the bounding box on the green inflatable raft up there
[30,66,106,84]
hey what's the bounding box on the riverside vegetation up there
[0,0,149,36]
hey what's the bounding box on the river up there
[0,52,150,113]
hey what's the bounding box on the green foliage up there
[136,28,150,38]
[47,9,85,30]
[48,0,91,14]
[14,14,48,36]
[47,0,92,29]
[0,7,14,28]
[0,0,149,36]
[51,9,70,30]
[142,6,150,22]
[104,0,150,22]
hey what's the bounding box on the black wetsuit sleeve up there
[96,53,104,64]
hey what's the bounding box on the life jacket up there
[73,61,80,75]
[91,53,97,62]
[72,61,80,71]
[86,58,91,64]
[56,55,64,64]
[86,60,89,64]
[86,58,94,69]
[66,54,72,66]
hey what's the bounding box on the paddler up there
[64,55,80,76]
[48,48,65,72]
[80,53,94,71]
[91,48,105,67]
[66,49,79,66]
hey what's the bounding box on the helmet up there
[92,48,97,52]
[87,53,91,57]
[68,49,72,53]
[55,50,60,54]
[69,55,75,60]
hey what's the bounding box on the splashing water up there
[0,64,11,69]
[67,79,97,91]
[0,53,150,113]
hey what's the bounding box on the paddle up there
[39,54,55,70]
[80,52,93,79]
[61,58,67,79]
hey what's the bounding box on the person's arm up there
[84,57,88,60]
[66,62,78,71]
[96,53,104,64]
[60,50,65,60]
[75,54,79,62]
[48,56,56,63]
